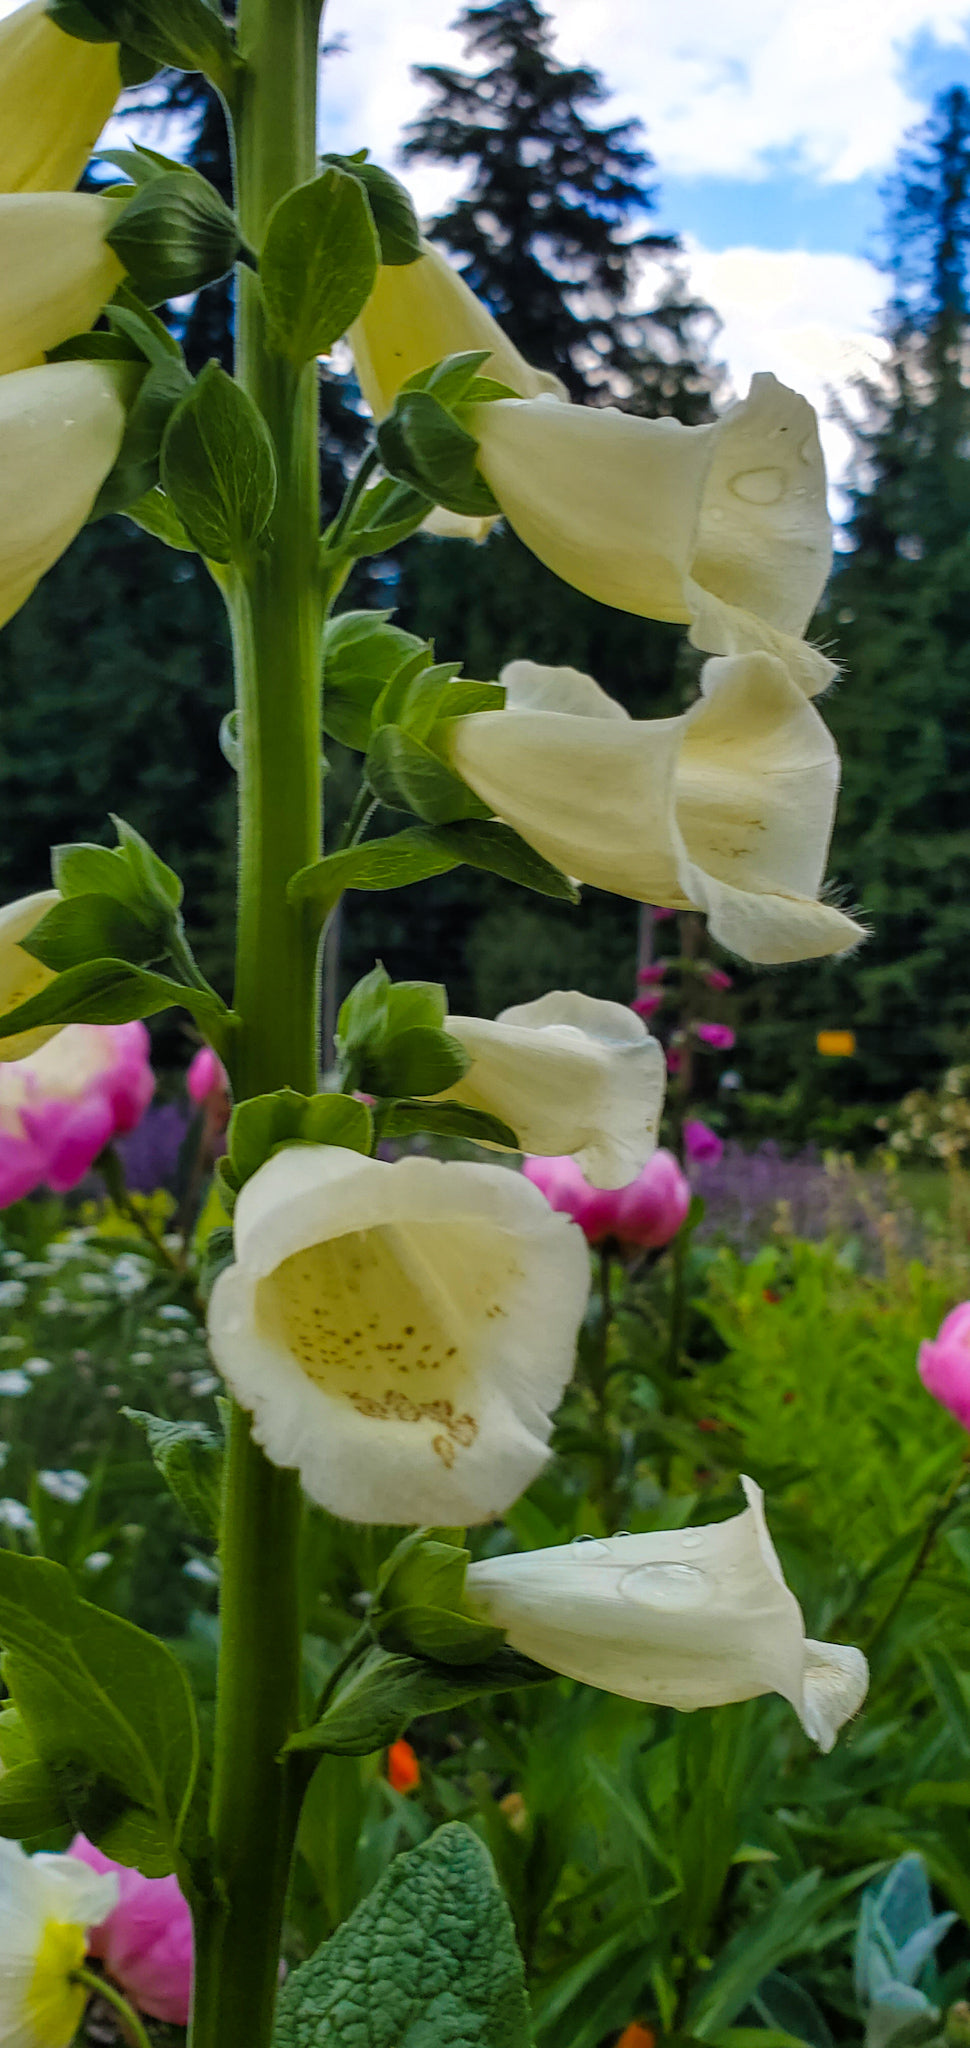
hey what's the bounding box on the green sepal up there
[199,1225,235,1298]
[52,816,182,921]
[368,1026,470,1099]
[108,288,186,368]
[123,1409,224,1540]
[285,1643,550,1757]
[91,354,191,518]
[0,1550,200,1878]
[325,475,431,560]
[399,349,492,406]
[107,170,242,307]
[365,726,491,825]
[290,818,578,919]
[375,1099,519,1149]
[98,143,189,186]
[47,0,241,98]
[322,609,427,751]
[161,361,278,565]
[18,893,161,974]
[260,167,380,365]
[425,817,580,900]
[273,1824,534,2048]
[319,152,421,265]
[0,958,231,1051]
[372,1532,504,1666]
[335,966,466,1098]
[377,389,499,518]
[222,1089,372,1198]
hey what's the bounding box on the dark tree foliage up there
[741,88,970,1104]
[402,0,716,415]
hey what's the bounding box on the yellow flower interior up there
[256,1222,522,1469]
[26,1918,86,2047]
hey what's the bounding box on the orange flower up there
[386,1739,421,1794]
[617,2026,655,2048]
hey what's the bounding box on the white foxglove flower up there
[447,653,863,965]
[443,990,665,1187]
[207,1143,590,1525]
[349,238,565,421]
[469,372,833,696]
[0,1835,118,2047]
[0,890,60,1059]
[0,195,124,376]
[465,1477,868,1751]
[0,3,120,195]
[0,361,128,630]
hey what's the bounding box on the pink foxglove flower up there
[684,1118,724,1164]
[631,992,662,1020]
[918,1303,970,1430]
[0,1022,153,1205]
[705,968,733,991]
[68,1836,193,2026]
[524,1149,690,1251]
[695,1023,735,1051]
[636,963,666,986]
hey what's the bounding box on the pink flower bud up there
[68,1836,193,2025]
[523,1149,690,1251]
[918,1302,970,1429]
[666,1049,682,1075]
[704,969,733,992]
[636,963,666,986]
[695,1023,735,1052]
[684,1118,724,1164]
[0,1024,154,1207]
[521,1154,617,1243]
[187,1045,229,1107]
[631,992,662,1020]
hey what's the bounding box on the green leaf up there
[0,1550,199,1874]
[107,171,241,307]
[108,288,186,368]
[123,1409,224,1540]
[161,361,277,564]
[336,963,391,1063]
[377,389,499,518]
[125,485,197,552]
[400,350,493,407]
[333,475,431,559]
[260,168,380,365]
[0,1760,68,1839]
[112,814,183,912]
[320,154,421,266]
[0,957,229,1046]
[20,892,160,973]
[92,355,191,518]
[290,828,463,917]
[48,0,241,97]
[225,1089,372,1193]
[322,610,428,750]
[273,1823,534,2048]
[376,1100,520,1149]
[369,1025,470,1099]
[373,1536,504,1667]
[366,726,490,825]
[51,841,144,907]
[429,818,580,901]
[286,1643,550,1757]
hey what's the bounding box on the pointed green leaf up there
[260,168,381,365]
[286,1643,549,1756]
[161,361,277,565]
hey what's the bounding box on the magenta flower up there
[684,1118,724,1164]
[186,1045,229,1107]
[636,963,666,986]
[695,1022,736,1052]
[918,1303,970,1429]
[68,1836,193,2025]
[631,992,663,1020]
[704,969,734,992]
[523,1149,690,1251]
[0,1023,154,1206]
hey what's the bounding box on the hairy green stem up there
[74,1968,153,2048]
[190,0,324,2040]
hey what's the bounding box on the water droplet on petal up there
[680,1530,702,1549]
[728,467,786,506]
[618,1561,707,1609]
[572,1534,612,1559]
[798,434,817,464]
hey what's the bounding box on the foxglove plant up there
[0,2,868,2039]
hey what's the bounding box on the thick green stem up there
[190,0,323,2041]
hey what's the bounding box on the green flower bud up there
[107,170,241,307]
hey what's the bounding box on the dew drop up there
[680,1530,702,1549]
[571,1535,612,1560]
[728,466,786,506]
[617,1561,707,1610]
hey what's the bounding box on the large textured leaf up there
[273,1822,534,2046]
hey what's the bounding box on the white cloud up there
[319,0,970,187]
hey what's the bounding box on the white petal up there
[0,889,60,1059]
[465,1478,867,1746]
[0,362,127,631]
[0,195,123,376]
[444,991,665,1187]
[208,1146,590,1524]
[0,2,120,195]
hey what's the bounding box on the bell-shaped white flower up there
[0,1835,118,2048]
[207,1143,590,1525]
[0,2,120,194]
[443,990,665,1187]
[349,237,565,421]
[469,372,834,696]
[0,361,128,631]
[0,890,60,1059]
[447,653,863,966]
[465,1477,868,1751]
[0,194,124,376]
